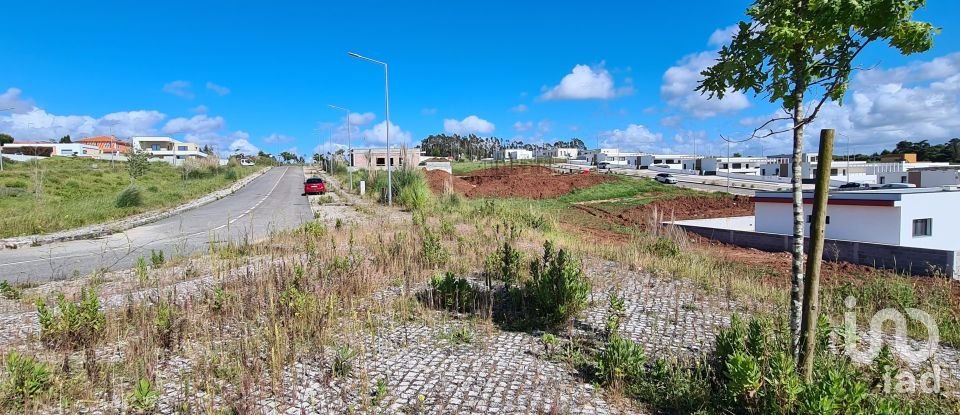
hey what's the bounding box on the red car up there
[303,177,326,195]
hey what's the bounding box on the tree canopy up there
[0,133,13,145]
[419,134,586,160]
[58,135,72,143]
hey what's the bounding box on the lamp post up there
[328,104,354,191]
[349,51,392,206]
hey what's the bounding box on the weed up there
[127,377,160,414]
[595,335,647,389]
[428,272,475,313]
[332,345,357,378]
[371,378,388,406]
[523,241,590,329]
[36,288,106,378]
[136,256,149,285]
[445,326,474,345]
[115,185,143,208]
[419,228,449,269]
[1,352,51,408]
[150,249,165,267]
[0,281,22,300]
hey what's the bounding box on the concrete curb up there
[0,167,272,250]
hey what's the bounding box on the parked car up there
[838,182,868,190]
[239,158,255,166]
[878,183,916,189]
[655,173,678,184]
[303,177,326,195]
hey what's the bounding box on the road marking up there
[0,167,291,268]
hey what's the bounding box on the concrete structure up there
[580,149,643,167]
[671,217,958,279]
[1,142,100,158]
[907,166,960,188]
[759,153,875,184]
[78,136,132,154]
[552,147,579,159]
[350,147,423,170]
[503,149,533,160]
[754,188,960,250]
[132,136,208,165]
[701,156,768,175]
[636,154,701,170]
[420,158,453,174]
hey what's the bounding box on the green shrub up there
[429,272,475,313]
[398,179,433,211]
[154,300,181,350]
[36,289,106,378]
[645,237,681,257]
[0,281,21,300]
[150,249,165,267]
[596,335,646,388]
[115,185,142,208]
[2,352,51,407]
[127,377,160,414]
[484,241,524,287]
[3,180,27,189]
[332,345,356,378]
[419,228,448,269]
[523,241,590,328]
[224,168,239,181]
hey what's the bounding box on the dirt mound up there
[461,166,615,199]
[424,170,475,194]
[465,165,555,177]
[574,195,754,231]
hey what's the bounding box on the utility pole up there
[798,128,834,381]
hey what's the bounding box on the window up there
[912,219,932,237]
[880,176,886,184]
[105,143,112,149]
[177,146,188,151]
[806,215,831,224]
[732,163,742,169]
[830,168,838,175]
[376,157,386,166]
[901,176,907,183]
[151,144,161,151]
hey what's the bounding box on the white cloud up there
[541,64,630,100]
[348,112,376,126]
[569,125,580,132]
[708,24,739,48]
[161,114,225,135]
[740,54,960,154]
[0,107,166,141]
[263,133,296,144]
[0,88,34,114]
[228,135,259,155]
[420,108,438,116]
[206,82,231,96]
[510,104,528,112]
[191,105,208,113]
[598,124,663,151]
[361,120,413,146]
[162,80,194,99]
[443,115,495,135]
[513,121,533,132]
[661,51,750,118]
[660,115,682,127]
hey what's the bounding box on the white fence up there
[714,170,793,184]
[648,165,699,175]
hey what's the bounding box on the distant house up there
[754,187,960,250]
[78,135,131,154]
[132,136,208,165]
[636,154,701,170]
[1,142,100,158]
[350,147,423,170]
[503,149,533,160]
[701,156,768,175]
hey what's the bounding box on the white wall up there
[918,170,960,188]
[755,201,902,245]
[897,192,960,249]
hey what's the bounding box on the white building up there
[132,136,208,165]
[701,156,768,175]
[907,166,960,188]
[758,153,876,184]
[552,147,579,159]
[503,149,533,160]
[1,142,101,158]
[754,187,960,250]
[636,154,701,170]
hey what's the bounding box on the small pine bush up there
[115,185,142,208]
[2,352,51,407]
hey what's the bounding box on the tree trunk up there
[799,129,834,381]
[789,88,806,359]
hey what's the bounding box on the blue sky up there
[2,0,958,157]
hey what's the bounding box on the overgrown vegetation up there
[0,157,257,237]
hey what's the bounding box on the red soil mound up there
[425,170,475,194]
[573,195,754,231]
[425,165,616,199]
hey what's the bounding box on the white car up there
[878,183,916,189]
[239,158,255,166]
[655,173,678,184]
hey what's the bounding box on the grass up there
[0,157,258,238]
[450,158,561,175]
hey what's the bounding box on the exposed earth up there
[426,166,616,199]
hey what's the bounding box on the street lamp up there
[328,104,354,191]
[349,51,392,206]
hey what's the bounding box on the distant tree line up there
[843,139,960,163]
[418,134,586,160]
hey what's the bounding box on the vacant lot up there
[0,157,257,238]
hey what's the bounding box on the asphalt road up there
[0,167,313,283]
